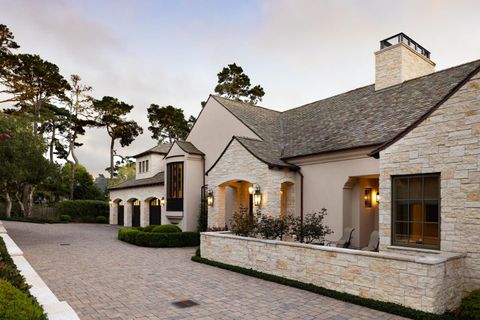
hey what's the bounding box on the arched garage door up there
[149,198,161,225]
[132,200,141,227]
[117,203,124,226]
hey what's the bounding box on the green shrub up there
[95,216,107,224]
[291,209,333,243]
[0,280,47,320]
[143,225,158,232]
[151,224,182,233]
[0,216,60,224]
[460,289,480,320]
[0,262,30,294]
[118,227,199,247]
[118,228,139,243]
[59,214,71,222]
[56,200,108,222]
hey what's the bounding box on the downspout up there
[298,169,304,243]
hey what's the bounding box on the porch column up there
[109,202,118,225]
[208,186,226,228]
[141,200,150,227]
[124,202,133,227]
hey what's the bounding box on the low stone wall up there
[201,232,465,314]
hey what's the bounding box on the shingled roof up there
[134,143,172,158]
[108,171,164,190]
[211,59,480,165]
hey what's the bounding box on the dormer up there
[133,144,171,179]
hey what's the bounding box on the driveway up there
[3,221,404,320]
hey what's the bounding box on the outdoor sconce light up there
[109,200,113,206]
[207,190,214,207]
[364,188,372,208]
[376,192,380,204]
[248,185,254,195]
[253,185,262,206]
[160,197,165,206]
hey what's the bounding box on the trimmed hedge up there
[56,200,108,222]
[59,215,71,222]
[0,238,47,319]
[151,224,182,233]
[191,254,457,320]
[0,216,61,224]
[0,280,47,320]
[118,227,199,247]
[460,289,480,320]
[96,216,107,224]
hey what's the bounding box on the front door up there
[117,205,124,226]
[132,200,141,227]
[149,198,161,225]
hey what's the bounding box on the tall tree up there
[147,104,193,143]
[55,75,96,199]
[214,63,265,105]
[93,96,143,179]
[0,24,19,55]
[0,114,53,216]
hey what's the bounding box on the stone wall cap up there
[202,232,465,265]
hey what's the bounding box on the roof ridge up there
[211,95,281,114]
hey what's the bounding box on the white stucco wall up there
[290,148,379,242]
[135,153,165,179]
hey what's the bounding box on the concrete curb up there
[0,220,80,320]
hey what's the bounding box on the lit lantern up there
[109,200,113,206]
[248,185,254,195]
[364,188,372,208]
[253,185,262,206]
[160,197,165,206]
[207,190,214,207]
[376,192,380,204]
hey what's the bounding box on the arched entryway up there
[132,199,141,227]
[117,201,124,226]
[149,198,161,225]
[217,180,254,229]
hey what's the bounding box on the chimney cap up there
[380,33,431,59]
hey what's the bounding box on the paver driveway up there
[4,221,405,320]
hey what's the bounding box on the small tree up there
[292,209,333,244]
[229,205,257,237]
[256,214,294,240]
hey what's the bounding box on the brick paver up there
[4,221,405,320]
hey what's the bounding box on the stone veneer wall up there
[201,232,464,314]
[379,71,480,290]
[208,139,296,228]
[375,43,435,90]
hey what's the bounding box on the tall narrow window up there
[167,162,184,211]
[145,160,149,172]
[138,161,141,173]
[392,174,440,249]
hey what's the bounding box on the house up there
[109,33,480,312]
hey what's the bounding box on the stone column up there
[109,202,118,225]
[208,186,225,228]
[141,200,150,227]
[124,202,133,227]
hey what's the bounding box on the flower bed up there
[118,225,200,247]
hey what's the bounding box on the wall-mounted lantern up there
[207,190,214,207]
[376,192,380,204]
[109,200,113,206]
[160,197,165,206]
[253,185,262,206]
[364,188,372,208]
[248,185,254,195]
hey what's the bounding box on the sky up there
[1,0,480,176]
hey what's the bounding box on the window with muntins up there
[167,162,183,211]
[392,173,440,249]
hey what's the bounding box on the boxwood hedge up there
[56,200,108,222]
[118,227,199,247]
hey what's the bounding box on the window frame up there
[166,161,184,211]
[391,173,441,250]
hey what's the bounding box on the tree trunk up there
[49,123,56,163]
[15,191,25,217]
[26,186,35,216]
[110,137,115,179]
[5,192,12,217]
[69,139,79,200]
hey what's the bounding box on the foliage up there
[214,63,265,105]
[197,194,208,232]
[230,205,257,237]
[118,227,199,247]
[0,280,47,320]
[0,24,19,55]
[147,104,194,143]
[56,200,108,222]
[0,262,31,293]
[62,163,104,200]
[256,214,294,240]
[460,289,480,320]
[93,96,143,178]
[151,224,182,233]
[291,209,333,244]
[107,161,136,188]
[191,255,456,320]
[0,215,61,224]
[59,215,71,222]
[143,225,157,232]
[96,216,107,224]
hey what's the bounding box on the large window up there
[392,173,440,249]
[167,162,183,211]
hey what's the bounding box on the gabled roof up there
[133,143,172,158]
[212,59,480,162]
[175,141,204,155]
[108,171,164,190]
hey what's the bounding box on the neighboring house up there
[109,33,480,311]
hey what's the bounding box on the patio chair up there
[361,231,379,252]
[328,227,355,248]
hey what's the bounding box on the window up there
[167,162,183,211]
[138,161,141,173]
[392,174,440,249]
[145,160,149,172]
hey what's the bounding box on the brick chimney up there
[375,33,435,90]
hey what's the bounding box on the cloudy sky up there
[2,0,480,176]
